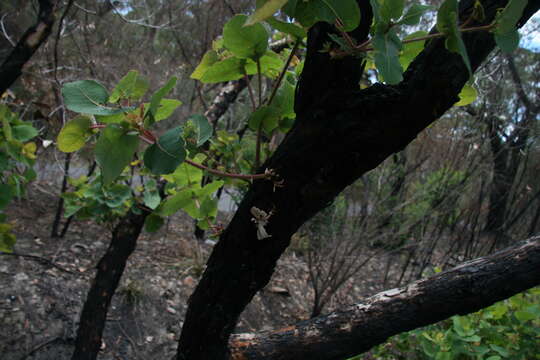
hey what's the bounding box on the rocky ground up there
[0,178,388,360]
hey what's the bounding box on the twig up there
[244,74,257,111]
[0,251,80,275]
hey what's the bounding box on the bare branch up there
[231,237,540,360]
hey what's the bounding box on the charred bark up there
[230,237,540,360]
[176,1,540,359]
[0,0,55,95]
[71,209,149,360]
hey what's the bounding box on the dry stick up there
[0,251,80,275]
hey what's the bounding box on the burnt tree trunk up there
[71,209,149,360]
[0,0,55,95]
[176,1,540,359]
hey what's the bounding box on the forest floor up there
[1,176,392,360]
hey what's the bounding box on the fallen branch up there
[230,237,540,360]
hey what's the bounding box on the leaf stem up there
[256,59,262,107]
[92,124,269,182]
[267,40,300,107]
[184,159,267,181]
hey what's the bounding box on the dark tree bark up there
[0,0,55,95]
[176,1,540,359]
[72,209,149,360]
[230,237,540,360]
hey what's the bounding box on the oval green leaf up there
[57,115,92,153]
[223,15,268,60]
[144,126,186,175]
[95,124,139,184]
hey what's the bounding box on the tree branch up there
[230,237,540,360]
[0,0,56,95]
[175,1,540,359]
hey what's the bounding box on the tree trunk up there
[0,0,55,95]
[72,209,149,360]
[175,1,540,359]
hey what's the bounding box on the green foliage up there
[146,77,178,126]
[62,176,133,221]
[399,31,428,70]
[57,115,93,152]
[223,15,268,61]
[186,115,213,147]
[293,0,361,31]
[95,124,139,184]
[0,105,38,252]
[349,288,540,360]
[109,70,149,103]
[455,84,478,106]
[144,126,186,175]
[493,0,527,53]
[436,0,471,74]
[62,80,131,115]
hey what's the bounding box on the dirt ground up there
[0,176,387,360]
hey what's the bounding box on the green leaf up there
[398,4,433,25]
[380,0,405,22]
[151,99,183,122]
[12,125,38,142]
[143,181,161,210]
[495,30,520,53]
[244,52,284,78]
[223,15,269,60]
[266,17,306,39]
[109,70,149,103]
[494,0,527,34]
[437,0,471,74]
[191,50,219,80]
[272,80,296,118]
[57,115,93,153]
[399,31,428,70]
[295,0,360,31]
[164,157,204,187]
[200,57,246,84]
[144,213,164,232]
[157,188,192,216]
[199,197,218,218]
[373,30,403,84]
[0,151,8,172]
[0,183,14,210]
[514,309,536,321]
[246,0,289,26]
[146,77,177,127]
[248,105,281,135]
[144,126,186,175]
[188,115,213,146]
[455,84,478,106]
[283,0,298,17]
[95,124,139,184]
[95,112,126,124]
[489,344,510,357]
[103,184,131,208]
[1,114,13,141]
[197,180,224,198]
[62,80,124,115]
